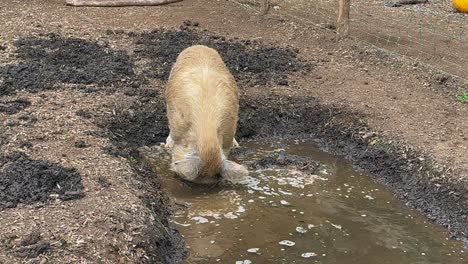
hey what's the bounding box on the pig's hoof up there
[164,143,173,150]
[165,135,174,149]
[233,138,240,148]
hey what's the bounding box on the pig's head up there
[171,152,248,184]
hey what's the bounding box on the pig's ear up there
[171,156,201,181]
[221,160,249,180]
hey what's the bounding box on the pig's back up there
[165,45,239,151]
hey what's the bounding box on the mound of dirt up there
[131,25,311,86]
[0,152,84,210]
[0,33,140,96]
[0,98,30,114]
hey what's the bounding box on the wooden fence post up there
[260,0,269,15]
[65,0,182,7]
[336,0,351,40]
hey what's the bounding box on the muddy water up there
[141,140,467,264]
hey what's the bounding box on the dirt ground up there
[0,0,467,263]
[262,0,468,80]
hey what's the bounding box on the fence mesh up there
[229,0,468,82]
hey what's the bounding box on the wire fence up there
[229,0,468,82]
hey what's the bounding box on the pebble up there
[296,227,307,233]
[224,212,238,219]
[301,252,318,258]
[279,240,296,246]
[247,248,260,253]
[191,216,209,224]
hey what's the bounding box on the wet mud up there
[0,152,84,210]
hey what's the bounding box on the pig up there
[164,45,248,184]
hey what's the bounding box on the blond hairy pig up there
[164,45,248,184]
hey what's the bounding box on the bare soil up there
[0,0,467,263]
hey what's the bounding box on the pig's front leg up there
[165,134,174,149]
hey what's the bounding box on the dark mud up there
[0,152,84,210]
[131,25,311,86]
[101,97,168,157]
[98,118,187,263]
[0,33,140,96]
[98,99,187,263]
[130,162,188,263]
[0,26,310,97]
[0,98,30,114]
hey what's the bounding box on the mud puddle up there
[140,140,467,264]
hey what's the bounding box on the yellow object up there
[453,0,468,13]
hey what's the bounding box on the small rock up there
[247,248,260,253]
[191,216,209,224]
[301,252,318,258]
[61,191,84,201]
[296,227,307,234]
[74,140,89,148]
[279,240,295,246]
